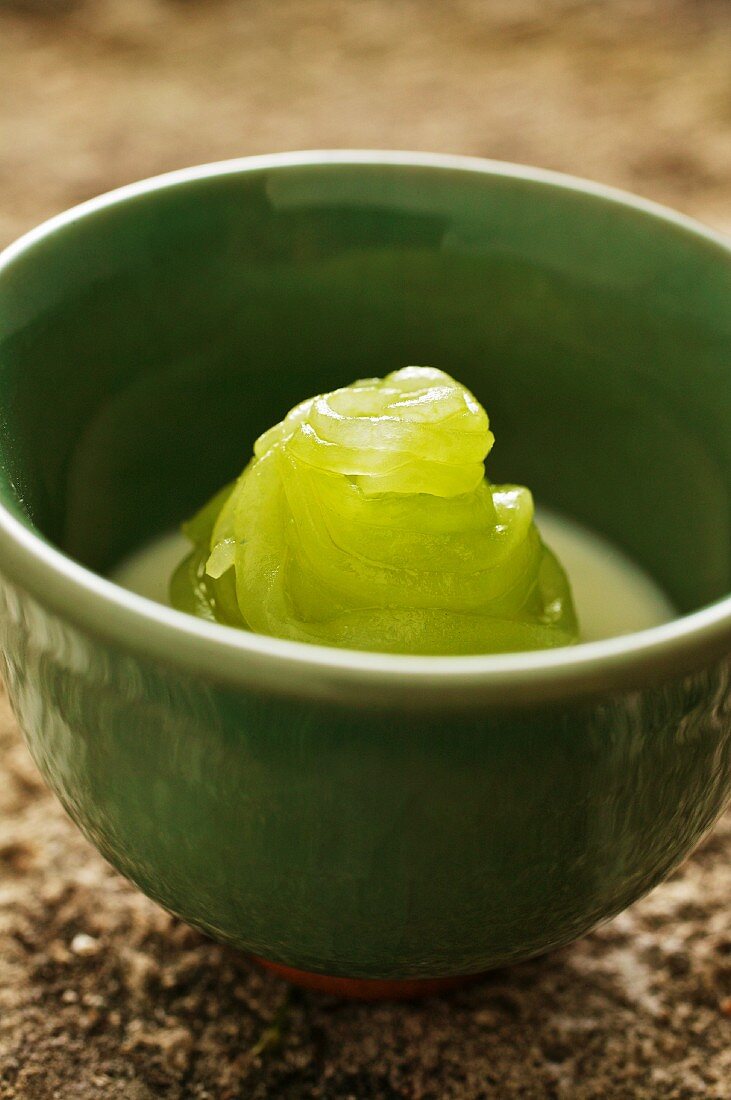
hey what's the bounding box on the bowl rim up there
[0,149,729,709]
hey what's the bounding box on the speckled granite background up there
[0,2,729,1096]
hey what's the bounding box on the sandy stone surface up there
[1,2,730,1097]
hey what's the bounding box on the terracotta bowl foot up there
[252,957,479,1001]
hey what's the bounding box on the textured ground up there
[1,1,730,1097]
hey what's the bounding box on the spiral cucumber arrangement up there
[171,368,578,654]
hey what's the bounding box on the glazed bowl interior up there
[1,153,730,623]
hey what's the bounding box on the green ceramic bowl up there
[0,152,729,984]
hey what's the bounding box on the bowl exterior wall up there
[2,574,728,979]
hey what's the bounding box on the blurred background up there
[2,0,730,248]
[1,3,730,1098]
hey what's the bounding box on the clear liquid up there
[110,508,676,643]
